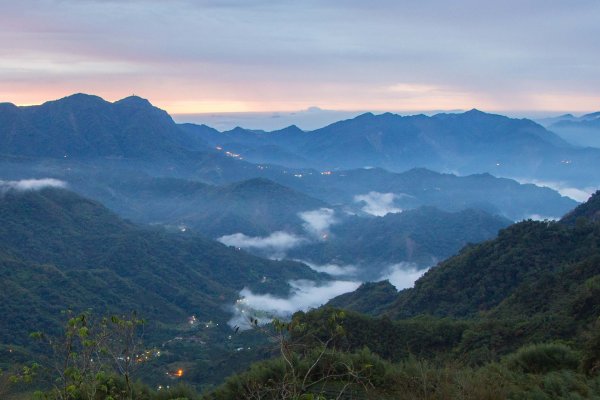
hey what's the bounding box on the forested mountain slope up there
[0,187,321,346]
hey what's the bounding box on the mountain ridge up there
[0,93,208,159]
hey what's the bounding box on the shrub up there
[505,343,579,374]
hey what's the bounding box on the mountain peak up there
[46,93,107,107]
[402,167,439,178]
[355,112,375,119]
[582,111,600,120]
[61,93,103,101]
[465,108,486,115]
[0,102,18,110]
[115,95,153,108]
[271,124,304,135]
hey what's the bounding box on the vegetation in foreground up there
[6,309,600,400]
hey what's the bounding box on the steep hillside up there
[0,186,321,346]
[326,281,398,315]
[561,190,600,225]
[384,219,599,319]
[325,190,600,332]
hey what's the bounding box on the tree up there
[29,310,145,400]
[212,310,375,399]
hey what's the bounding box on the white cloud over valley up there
[217,231,305,255]
[298,208,337,238]
[354,192,403,216]
[378,262,427,290]
[228,279,361,329]
[0,178,67,193]
[516,178,595,203]
[300,261,359,277]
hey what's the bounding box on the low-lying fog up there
[221,202,428,329]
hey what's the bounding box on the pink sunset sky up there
[1,0,599,115]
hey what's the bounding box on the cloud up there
[299,260,358,277]
[354,192,402,216]
[298,208,337,238]
[515,178,595,202]
[525,214,559,221]
[378,262,427,290]
[557,187,595,203]
[226,261,428,330]
[217,231,305,255]
[229,279,360,329]
[0,178,67,192]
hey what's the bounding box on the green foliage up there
[0,187,321,348]
[561,190,600,226]
[582,320,600,376]
[327,281,398,315]
[385,220,600,319]
[208,345,600,400]
[292,308,469,362]
[504,343,580,374]
[25,311,146,400]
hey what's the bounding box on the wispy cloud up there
[298,208,337,238]
[0,178,67,192]
[525,214,559,221]
[218,207,339,258]
[229,279,361,328]
[300,260,358,277]
[354,192,402,216]
[515,178,595,202]
[378,262,426,290]
[217,231,305,256]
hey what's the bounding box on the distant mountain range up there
[182,109,600,187]
[538,111,600,148]
[0,94,586,233]
[1,93,598,190]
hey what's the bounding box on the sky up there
[1,0,599,116]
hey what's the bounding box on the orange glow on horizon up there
[3,89,599,115]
